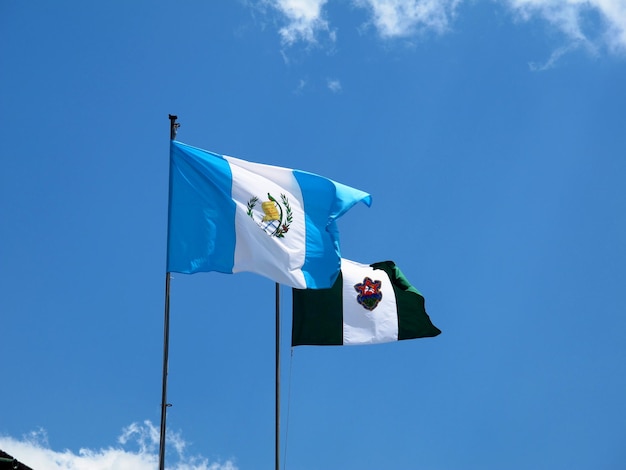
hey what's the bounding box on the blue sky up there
[1,1,625,469]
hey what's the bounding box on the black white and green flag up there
[292,259,441,346]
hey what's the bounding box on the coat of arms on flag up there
[246,192,293,238]
[354,277,383,311]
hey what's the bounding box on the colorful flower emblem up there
[354,277,383,311]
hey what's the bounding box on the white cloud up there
[327,78,342,92]
[294,78,308,93]
[505,0,626,53]
[528,42,581,70]
[265,0,334,45]
[0,421,237,470]
[260,0,626,56]
[355,0,462,37]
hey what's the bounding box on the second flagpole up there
[275,282,280,470]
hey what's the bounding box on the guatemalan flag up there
[167,141,372,289]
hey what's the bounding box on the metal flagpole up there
[159,114,179,470]
[158,272,171,470]
[275,282,280,470]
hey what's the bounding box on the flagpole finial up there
[169,114,180,140]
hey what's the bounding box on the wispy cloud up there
[327,78,342,92]
[528,42,582,71]
[260,0,626,56]
[0,421,237,470]
[355,0,461,38]
[264,0,335,45]
[500,0,626,66]
[505,0,626,54]
[292,78,308,93]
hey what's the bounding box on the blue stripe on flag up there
[294,170,372,289]
[167,141,236,274]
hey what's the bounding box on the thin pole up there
[159,114,179,470]
[158,273,171,470]
[275,282,280,470]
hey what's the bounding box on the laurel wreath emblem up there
[246,193,292,238]
[246,196,259,218]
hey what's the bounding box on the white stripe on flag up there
[341,259,399,345]
[227,155,308,288]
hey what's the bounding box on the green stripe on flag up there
[371,261,441,340]
[292,272,343,346]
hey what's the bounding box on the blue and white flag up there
[167,141,372,289]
